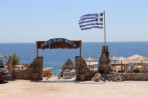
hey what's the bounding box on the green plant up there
[12,54,20,65]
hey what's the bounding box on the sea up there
[0,42,148,74]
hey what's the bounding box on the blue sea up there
[0,42,148,73]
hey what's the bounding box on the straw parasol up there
[117,54,148,64]
[127,54,146,60]
[84,57,98,65]
[86,61,98,65]
[111,56,126,60]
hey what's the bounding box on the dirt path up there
[0,80,148,98]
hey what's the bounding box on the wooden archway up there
[36,38,82,57]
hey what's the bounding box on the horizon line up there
[0,41,148,44]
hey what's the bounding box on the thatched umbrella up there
[111,56,126,64]
[86,61,98,65]
[127,54,146,60]
[84,57,97,65]
[111,56,126,61]
[118,54,148,64]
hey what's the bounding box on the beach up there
[1,78,148,98]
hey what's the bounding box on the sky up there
[0,0,148,43]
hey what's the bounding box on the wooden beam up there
[36,39,82,57]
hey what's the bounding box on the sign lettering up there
[41,38,78,48]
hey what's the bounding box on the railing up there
[111,60,148,73]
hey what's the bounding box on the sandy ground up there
[0,77,148,98]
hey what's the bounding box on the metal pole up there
[104,11,107,47]
[103,11,107,55]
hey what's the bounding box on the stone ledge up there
[120,73,148,81]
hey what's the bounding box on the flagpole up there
[104,11,107,47]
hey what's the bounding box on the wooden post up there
[121,60,123,71]
[141,60,143,65]
[36,48,38,57]
[126,64,128,73]
[141,60,143,72]
[36,41,38,57]
[144,64,146,73]
[124,64,126,72]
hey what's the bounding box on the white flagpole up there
[104,11,107,47]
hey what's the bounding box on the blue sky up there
[0,0,148,43]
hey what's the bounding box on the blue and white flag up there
[79,12,104,30]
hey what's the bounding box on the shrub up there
[12,54,20,65]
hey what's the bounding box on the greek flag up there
[79,12,104,30]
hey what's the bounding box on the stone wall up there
[29,56,43,80]
[12,57,43,80]
[75,56,96,81]
[120,73,148,81]
[13,66,31,79]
